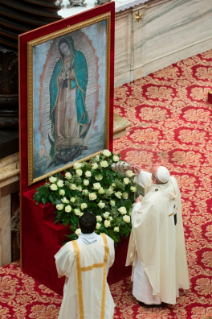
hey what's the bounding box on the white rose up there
[65,172,72,179]
[85,171,92,177]
[79,212,84,217]
[123,178,130,185]
[103,150,111,157]
[76,169,83,176]
[92,163,98,169]
[113,155,119,162]
[61,197,69,203]
[77,185,82,191]
[130,186,136,192]
[104,220,110,228]
[114,227,119,232]
[83,179,89,186]
[70,197,76,203]
[93,183,101,190]
[49,176,57,183]
[74,209,81,216]
[59,189,65,196]
[89,193,97,201]
[103,212,110,218]
[73,163,82,169]
[115,191,122,199]
[70,184,77,190]
[110,200,115,206]
[96,216,102,222]
[98,188,105,194]
[83,189,89,196]
[81,203,87,210]
[96,223,101,229]
[75,228,81,235]
[95,175,103,181]
[118,207,127,215]
[100,160,108,168]
[122,192,129,199]
[50,184,57,191]
[95,155,100,161]
[65,205,72,213]
[126,170,134,178]
[123,215,130,223]
[57,180,64,188]
[107,187,113,195]
[56,204,64,211]
[109,217,113,221]
[98,201,105,209]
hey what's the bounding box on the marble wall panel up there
[115,0,212,86]
[115,12,132,77]
[134,0,212,77]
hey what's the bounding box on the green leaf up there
[41,197,47,205]
[66,233,78,241]
[48,194,55,204]
[58,172,64,180]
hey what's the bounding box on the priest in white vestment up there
[126,166,190,305]
[55,212,115,319]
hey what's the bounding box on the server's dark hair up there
[79,212,96,234]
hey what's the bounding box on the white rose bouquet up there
[33,150,137,243]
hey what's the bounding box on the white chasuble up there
[55,234,115,319]
[126,173,190,305]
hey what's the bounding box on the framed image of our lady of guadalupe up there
[19,3,115,188]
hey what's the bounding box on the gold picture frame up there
[27,12,112,186]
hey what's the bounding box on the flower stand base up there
[22,189,131,296]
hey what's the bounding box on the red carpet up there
[113,49,212,319]
[1,50,212,318]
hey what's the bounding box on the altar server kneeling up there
[126,166,190,305]
[55,212,115,319]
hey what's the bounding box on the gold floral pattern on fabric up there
[0,261,62,319]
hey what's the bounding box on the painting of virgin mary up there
[49,36,91,165]
[32,22,107,182]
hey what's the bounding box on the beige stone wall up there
[0,153,19,266]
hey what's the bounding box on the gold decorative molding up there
[134,11,142,22]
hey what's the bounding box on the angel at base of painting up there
[48,36,91,166]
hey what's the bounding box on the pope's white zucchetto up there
[157,166,170,183]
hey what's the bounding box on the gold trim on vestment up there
[72,234,109,319]
[169,212,174,217]
[101,234,109,319]
[72,240,85,319]
[81,263,104,271]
